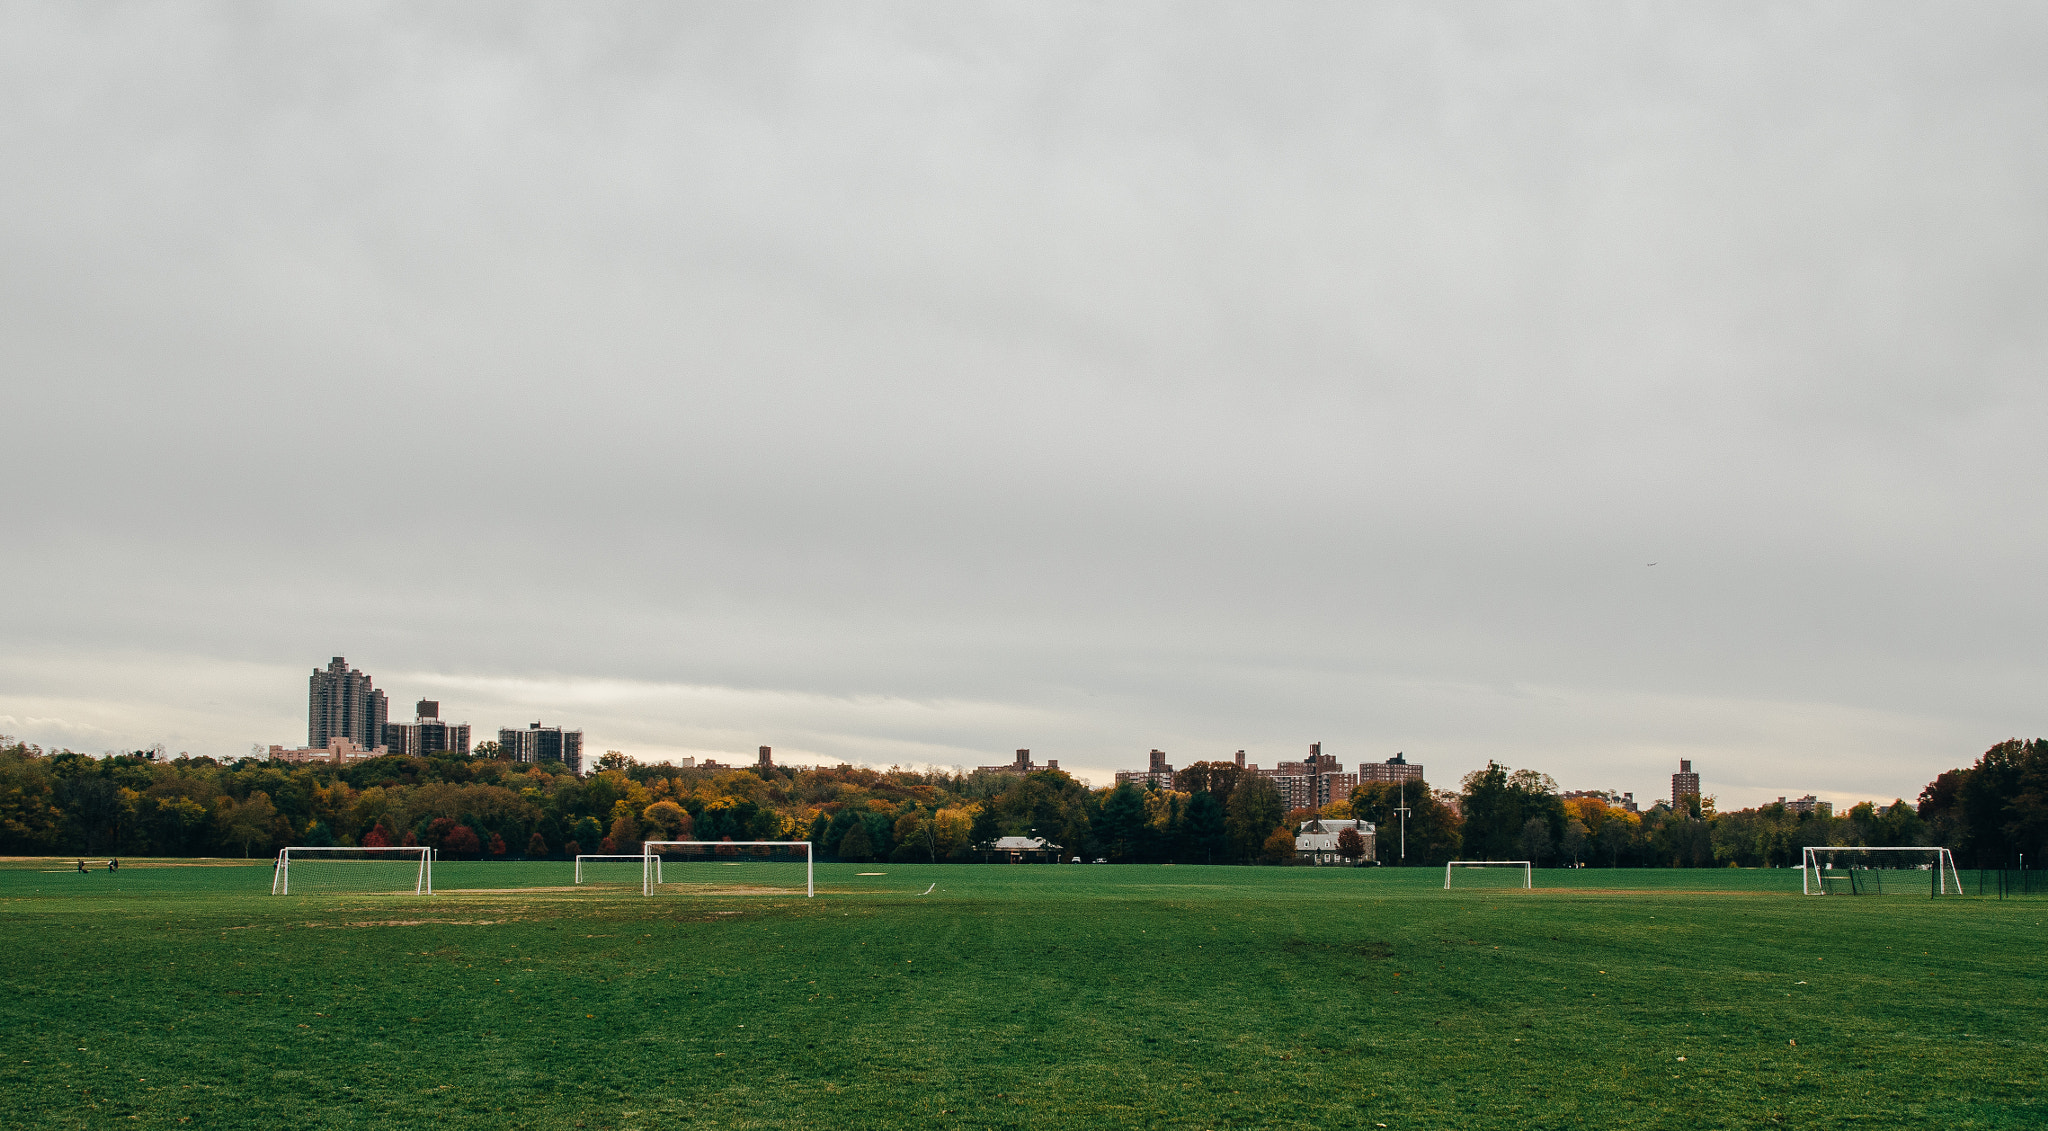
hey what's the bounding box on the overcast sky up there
[4,3,2046,808]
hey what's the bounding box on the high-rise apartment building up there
[1115,749,1177,790]
[1266,743,1357,811]
[1357,752,1424,785]
[499,721,584,773]
[386,699,472,758]
[1778,794,1832,817]
[309,657,388,751]
[1671,759,1701,811]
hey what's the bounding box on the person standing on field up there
[76,860,86,874]
[108,859,118,873]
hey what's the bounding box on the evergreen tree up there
[1098,783,1146,862]
[1225,775,1283,863]
[1185,791,1228,864]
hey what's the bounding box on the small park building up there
[1295,818,1375,865]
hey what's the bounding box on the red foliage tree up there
[362,824,391,849]
[442,824,481,858]
[489,832,507,856]
[526,832,549,857]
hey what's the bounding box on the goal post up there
[575,854,656,884]
[1444,860,1533,890]
[1801,846,1962,896]
[641,841,813,897]
[271,846,431,895]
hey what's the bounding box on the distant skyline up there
[6,5,2048,811]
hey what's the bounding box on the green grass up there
[0,859,2041,1129]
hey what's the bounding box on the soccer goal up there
[1801,846,1962,896]
[271,846,432,896]
[641,841,813,897]
[574,854,652,885]
[1444,860,1533,890]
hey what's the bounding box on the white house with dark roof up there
[1294,818,1375,865]
[989,835,1061,863]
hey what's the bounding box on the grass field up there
[0,859,2041,1129]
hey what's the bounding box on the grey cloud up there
[5,3,2048,807]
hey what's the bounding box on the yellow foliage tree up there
[641,800,690,840]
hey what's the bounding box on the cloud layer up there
[6,3,2047,807]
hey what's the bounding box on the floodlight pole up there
[1395,774,1412,865]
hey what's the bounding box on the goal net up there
[272,846,431,895]
[641,841,813,897]
[1802,846,1961,896]
[1444,860,1533,890]
[574,854,652,885]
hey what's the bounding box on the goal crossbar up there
[1444,860,1533,889]
[641,841,813,897]
[1801,846,1961,896]
[272,845,431,895]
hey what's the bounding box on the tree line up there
[2,735,2042,867]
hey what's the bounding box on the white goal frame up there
[641,840,813,897]
[1801,846,1962,896]
[272,845,431,895]
[1444,860,1533,889]
[574,853,655,884]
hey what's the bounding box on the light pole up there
[1394,758,1412,865]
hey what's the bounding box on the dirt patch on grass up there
[660,886,800,896]
[442,886,586,894]
[1538,888,1763,895]
[3,857,262,869]
[329,919,506,927]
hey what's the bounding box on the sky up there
[4,2,2047,809]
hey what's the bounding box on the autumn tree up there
[1336,826,1367,863]
[1173,761,1247,806]
[607,801,641,855]
[216,791,277,858]
[1260,825,1297,865]
[442,824,482,858]
[641,800,690,841]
